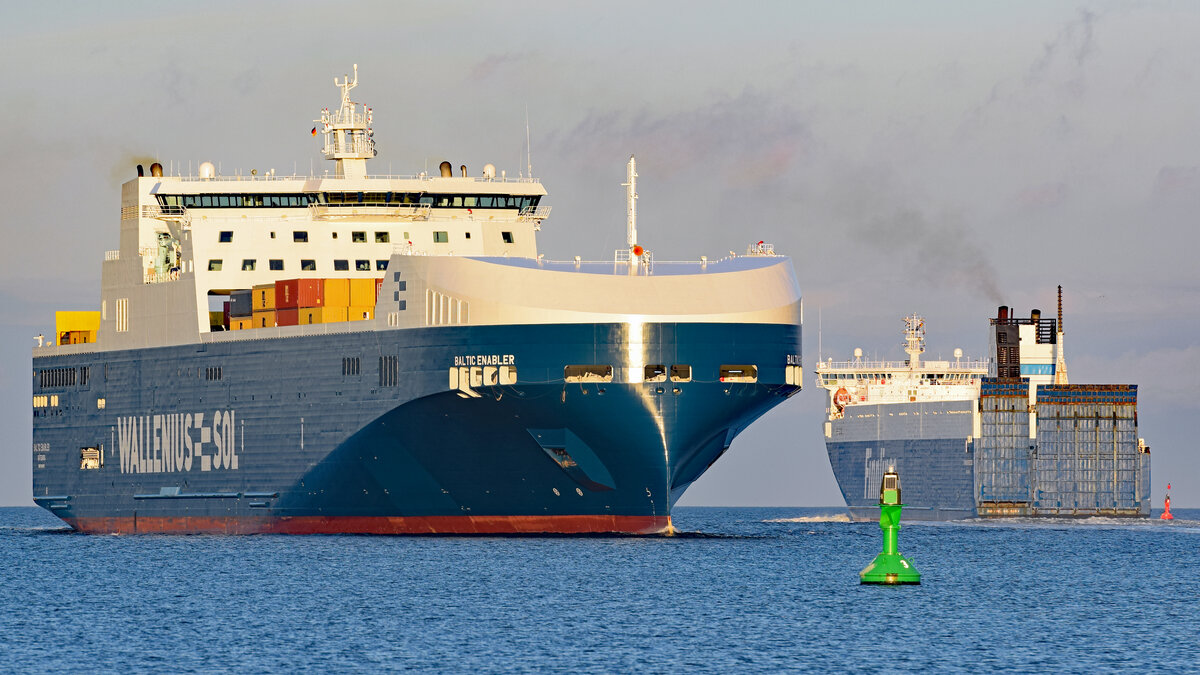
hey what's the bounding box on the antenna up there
[525,105,533,179]
[818,305,822,363]
[623,155,638,274]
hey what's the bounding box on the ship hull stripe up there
[64,514,671,535]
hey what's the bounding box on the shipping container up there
[252,310,277,328]
[253,284,276,310]
[324,278,350,307]
[62,330,96,345]
[222,301,231,328]
[230,317,254,331]
[208,311,225,329]
[55,311,100,343]
[276,279,324,309]
[230,289,253,317]
[299,306,348,324]
[349,278,376,307]
[277,308,299,326]
[975,378,1032,516]
[375,277,384,301]
[348,306,374,321]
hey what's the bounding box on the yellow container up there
[252,310,277,328]
[208,311,225,328]
[65,330,96,344]
[230,317,254,330]
[298,307,349,324]
[56,311,101,344]
[324,279,350,307]
[253,283,277,310]
[349,278,376,307]
[348,306,374,321]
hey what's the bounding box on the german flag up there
[311,127,317,136]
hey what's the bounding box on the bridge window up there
[334,260,349,271]
[375,232,390,243]
[241,259,256,271]
[301,259,317,271]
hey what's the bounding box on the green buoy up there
[860,468,921,585]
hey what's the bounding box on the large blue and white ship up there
[30,66,803,534]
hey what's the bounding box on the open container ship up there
[817,292,1150,521]
[31,66,803,534]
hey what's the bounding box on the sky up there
[1,1,1197,507]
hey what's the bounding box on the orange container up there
[253,284,276,310]
[349,278,376,307]
[230,317,254,330]
[252,310,276,328]
[324,279,350,307]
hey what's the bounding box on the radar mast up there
[902,314,925,368]
[315,64,377,178]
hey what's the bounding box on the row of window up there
[158,193,541,209]
[217,230,507,245]
[562,364,758,384]
[38,367,85,388]
[209,259,390,272]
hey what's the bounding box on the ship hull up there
[33,321,800,534]
[825,400,976,521]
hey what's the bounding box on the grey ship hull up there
[826,399,976,521]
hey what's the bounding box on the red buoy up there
[1161,492,1174,520]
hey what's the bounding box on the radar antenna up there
[314,64,376,179]
[902,314,925,368]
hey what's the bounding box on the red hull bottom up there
[63,514,672,536]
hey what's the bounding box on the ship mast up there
[902,314,925,369]
[623,155,639,275]
[1055,285,1069,384]
[315,64,376,179]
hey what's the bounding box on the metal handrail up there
[817,359,990,372]
[159,173,541,183]
[310,203,432,220]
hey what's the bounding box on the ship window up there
[465,232,471,239]
[433,231,449,243]
[397,281,406,291]
[208,259,223,271]
[464,196,477,207]
[375,232,390,243]
[379,355,398,387]
[564,365,613,383]
[342,357,361,376]
[219,231,233,243]
[301,259,317,271]
[269,259,284,271]
[334,259,349,271]
[719,365,758,383]
[331,232,338,239]
[80,447,101,470]
[294,231,309,243]
[352,231,366,243]
[670,365,692,382]
[356,260,370,271]
[398,300,406,311]
[502,231,514,244]
[644,364,667,383]
[376,260,388,271]
[241,259,256,271]
[217,195,230,207]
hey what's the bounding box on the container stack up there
[975,378,1033,516]
[226,279,380,330]
[55,311,101,345]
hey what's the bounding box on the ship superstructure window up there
[352,231,366,243]
[644,365,667,382]
[242,259,256,271]
[375,232,390,243]
[376,260,388,271]
[208,259,223,271]
[564,365,613,383]
[670,365,692,382]
[204,366,223,381]
[334,260,349,271]
[356,260,370,271]
[219,231,233,243]
[294,231,309,243]
[502,232,514,244]
[158,194,318,209]
[380,355,398,387]
[301,259,317,271]
[269,259,284,271]
[39,367,78,388]
[342,357,360,376]
[433,231,449,243]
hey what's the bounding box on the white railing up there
[745,242,776,255]
[817,359,990,372]
[104,250,120,261]
[518,205,552,221]
[310,203,431,220]
[161,172,541,183]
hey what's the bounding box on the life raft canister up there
[834,387,852,410]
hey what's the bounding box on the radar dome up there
[198,161,216,179]
[854,348,863,359]
[482,163,496,179]
[954,348,963,359]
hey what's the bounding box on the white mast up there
[1055,285,1069,384]
[315,64,376,179]
[623,155,638,275]
[902,314,925,369]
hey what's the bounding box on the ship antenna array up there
[623,155,639,274]
[903,314,925,368]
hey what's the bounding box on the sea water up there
[1,506,1196,672]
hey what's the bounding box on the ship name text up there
[116,410,241,474]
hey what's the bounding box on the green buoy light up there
[860,468,921,585]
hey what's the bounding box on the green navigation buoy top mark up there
[860,468,921,585]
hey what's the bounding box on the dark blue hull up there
[32,322,800,533]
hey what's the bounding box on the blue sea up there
[2,506,1196,673]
